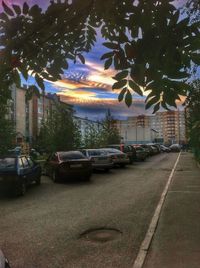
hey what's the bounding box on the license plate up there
[70,164,82,168]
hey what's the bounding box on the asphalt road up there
[0,153,178,268]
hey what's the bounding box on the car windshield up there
[109,145,121,150]
[135,147,143,151]
[0,157,16,169]
[59,152,85,161]
[104,148,122,154]
[88,150,106,156]
[124,146,132,152]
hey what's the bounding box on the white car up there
[81,149,113,171]
[0,250,10,268]
[101,148,130,167]
[170,144,181,152]
[160,145,171,152]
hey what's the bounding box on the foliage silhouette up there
[0,0,199,112]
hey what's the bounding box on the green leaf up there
[29,5,41,17]
[168,71,189,79]
[112,79,127,90]
[113,70,128,81]
[145,96,159,110]
[19,66,28,80]
[100,52,114,60]
[177,17,190,28]
[191,53,200,65]
[125,90,132,107]
[0,13,9,21]
[103,42,119,49]
[104,58,112,70]
[129,80,143,96]
[23,2,29,14]
[66,54,75,61]
[26,85,40,100]
[61,60,68,70]
[161,101,170,110]
[125,43,135,58]
[2,1,14,16]
[41,72,57,82]
[78,54,85,64]
[118,87,127,102]
[12,4,21,15]
[153,103,160,114]
[35,74,45,91]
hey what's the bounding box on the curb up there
[132,152,181,268]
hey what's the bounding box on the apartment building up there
[113,117,157,144]
[113,110,186,144]
[11,86,72,144]
[73,116,102,138]
[11,85,33,143]
[157,110,186,144]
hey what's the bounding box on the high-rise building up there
[113,110,186,144]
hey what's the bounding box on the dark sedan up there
[44,151,92,182]
[132,145,147,161]
[0,155,41,196]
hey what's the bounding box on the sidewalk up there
[143,152,200,268]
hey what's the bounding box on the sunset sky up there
[2,0,187,120]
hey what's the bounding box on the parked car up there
[44,151,92,182]
[101,148,129,167]
[139,144,151,157]
[147,143,160,155]
[81,149,113,171]
[132,145,147,161]
[0,250,10,268]
[160,145,171,152]
[0,155,41,196]
[170,144,181,152]
[108,144,136,164]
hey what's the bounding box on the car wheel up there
[120,164,126,168]
[42,167,47,176]
[129,159,134,164]
[84,173,92,181]
[14,181,26,197]
[52,170,59,183]
[35,176,41,185]
[104,168,110,172]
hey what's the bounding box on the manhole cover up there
[80,227,122,243]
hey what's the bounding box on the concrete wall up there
[118,125,156,144]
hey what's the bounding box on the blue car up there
[0,155,41,197]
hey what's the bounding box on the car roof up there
[101,148,123,152]
[57,151,82,154]
[83,149,104,151]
